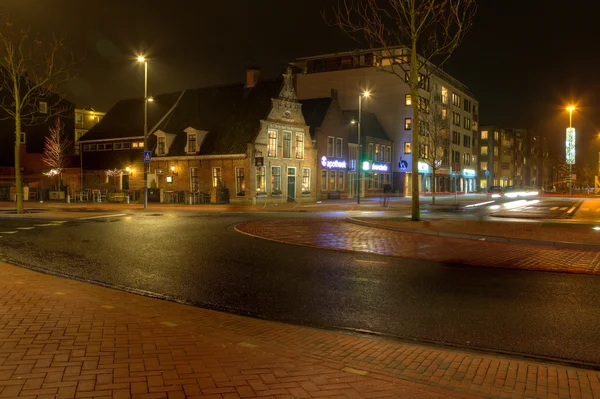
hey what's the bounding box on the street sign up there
[144,151,152,163]
[484,170,490,177]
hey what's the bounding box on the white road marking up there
[16,227,35,230]
[79,213,127,220]
[550,207,558,211]
[567,207,576,214]
[0,231,18,234]
[34,223,57,227]
[559,207,568,211]
[52,221,67,224]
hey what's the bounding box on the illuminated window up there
[481,146,488,155]
[295,133,304,159]
[452,93,460,107]
[212,167,222,187]
[267,129,277,157]
[190,167,199,192]
[236,168,245,196]
[481,130,488,139]
[329,171,336,190]
[374,144,380,161]
[404,118,412,130]
[302,168,310,193]
[39,101,48,114]
[404,142,411,154]
[282,131,292,158]
[271,166,282,194]
[405,94,411,106]
[481,161,488,170]
[256,167,265,193]
[187,134,197,153]
[337,171,344,190]
[441,87,449,105]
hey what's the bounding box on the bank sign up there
[321,156,347,169]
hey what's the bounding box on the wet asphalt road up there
[0,211,599,367]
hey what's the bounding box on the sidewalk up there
[0,262,598,399]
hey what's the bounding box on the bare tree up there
[42,118,71,191]
[419,92,450,205]
[0,15,77,213]
[330,0,476,220]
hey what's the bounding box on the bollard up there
[67,195,70,203]
[126,196,130,205]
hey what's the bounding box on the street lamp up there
[566,105,575,195]
[357,90,370,204]
[138,56,149,208]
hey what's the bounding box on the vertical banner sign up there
[566,128,576,165]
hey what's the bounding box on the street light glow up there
[137,56,146,62]
[363,91,370,97]
[566,105,575,112]
[147,97,154,102]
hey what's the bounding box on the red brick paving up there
[0,263,598,399]
[235,219,600,275]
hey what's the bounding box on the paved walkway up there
[235,219,600,275]
[0,263,599,399]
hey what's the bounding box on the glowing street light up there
[138,55,149,208]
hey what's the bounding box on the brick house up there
[79,69,317,204]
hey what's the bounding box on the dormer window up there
[157,137,166,155]
[187,134,197,153]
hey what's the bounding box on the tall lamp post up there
[138,56,149,209]
[566,105,575,196]
[357,90,370,204]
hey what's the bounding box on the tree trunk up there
[432,168,436,205]
[410,40,420,221]
[14,114,23,214]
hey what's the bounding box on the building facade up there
[294,46,479,195]
[79,70,317,204]
[74,108,106,155]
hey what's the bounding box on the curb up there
[346,217,600,251]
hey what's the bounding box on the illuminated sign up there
[463,169,476,177]
[362,161,370,171]
[417,162,429,172]
[371,163,389,172]
[321,156,347,169]
[566,128,575,165]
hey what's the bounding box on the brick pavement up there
[234,219,600,275]
[0,263,599,399]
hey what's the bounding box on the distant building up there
[74,108,106,154]
[478,126,548,189]
[294,46,479,195]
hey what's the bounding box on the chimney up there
[245,67,261,88]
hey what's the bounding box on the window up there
[404,118,412,130]
[463,99,471,112]
[373,173,379,190]
[367,143,373,161]
[404,142,411,154]
[39,102,48,114]
[187,134,197,153]
[105,143,112,150]
[463,135,471,148]
[83,144,96,151]
[321,170,328,190]
[464,118,471,130]
[385,146,391,162]
[441,107,448,120]
[75,113,83,124]
[452,112,460,126]
[132,142,139,148]
[481,130,488,140]
[374,144,380,162]
[282,131,292,158]
[190,168,199,192]
[121,142,130,150]
[235,168,245,196]
[97,144,105,151]
[481,146,488,155]
[114,143,122,150]
[271,166,282,194]
[481,161,488,170]
[405,94,411,106]
[329,171,336,190]
[452,131,460,145]
[157,137,165,155]
[337,171,344,190]
[463,153,471,165]
[453,150,461,163]
[212,167,222,187]
[418,97,429,113]
[327,136,334,157]
[336,138,343,158]
[256,167,265,193]
[267,129,277,157]
[302,168,310,193]
[441,87,449,105]
[367,172,373,190]
[493,161,498,171]
[20,132,26,144]
[494,131,499,141]
[295,133,304,159]
[419,144,429,159]
[452,93,460,107]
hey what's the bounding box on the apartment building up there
[294,46,479,195]
[74,108,106,154]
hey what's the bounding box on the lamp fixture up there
[170,165,178,176]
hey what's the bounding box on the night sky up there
[4,0,600,163]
